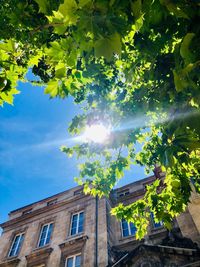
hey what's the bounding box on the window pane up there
[71,214,78,235]
[78,224,83,233]
[130,222,137,235]
[39,237,45,247]
[39,223,53,247]
[38,225,46,247]
[9,248,16,257]
[122,228,129,237]
[71,227,77,236]
[40,225,48,241]
[122,219,136,237]
[15,234,24,255]
[71,213,84,235]
[9,234,24,257]
[154,221,162,228]
[46,223,53,244]
[122,219,128,228]
[72,214,78,223]
[121,219,129,237]
[79,212,84,222]
[66,257,73,267]
[78,213,84,233]
[71,220,77,229]
[151,212,163,228]
[9,235,20,256]
[75,255,81,267]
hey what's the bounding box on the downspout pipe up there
[95,195,98,267]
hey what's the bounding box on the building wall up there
[107,177,168,255]
[0,187,101,267]
[0,176,200,267]
[176,191,200,246]
[188,191,200,235]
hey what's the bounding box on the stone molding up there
[59,234,88,250]
[0,196,91,230]
[0,258,20,267]
[25,247,53,267]
[1,226,28,261]
[59,235,88,267]
[109,244,200,267]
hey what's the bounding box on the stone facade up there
[0,175,200,267]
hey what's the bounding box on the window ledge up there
[0,257,20,267]
[66,233,86,241]
[151,226,165,232]
[32,244,50,252]
[26,247,53,266]
[59,234,88,249]
[119,235,136,242]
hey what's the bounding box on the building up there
[0,171,200,267]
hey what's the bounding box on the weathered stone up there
[0,176,199,267]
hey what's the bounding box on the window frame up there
[65,254,81,267]
[70,211,84,236]
[8,232,25,258]
[117,189,130,198]
[22,208,32,215]
[37,222,53,248]
[47,199,57,206]
[74,189,83,196]
[121,219,137,238]
[150,212,163,229]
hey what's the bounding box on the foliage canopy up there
[0,0,200,238]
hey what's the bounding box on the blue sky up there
[0,81,147,224]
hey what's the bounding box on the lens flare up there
[82,124,110,143]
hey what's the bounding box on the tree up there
[0,0,200,238]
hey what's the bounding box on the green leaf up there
[171,179,181,188]
[45,41,64,60]
[44,80,59,97]
[131,0,142,19]
[79,0,91,8]
[190,98,199,108]
[94,33,121,61]
[58,0,78,25]
[55,63,66,78]
[0,92,13,105]
[160,0,189,19]
[28,51,43,66]
[34,0,49,14]
[180,33,195,64]
[173,70,188,92]
[61,146,73,157]
[0,39,16,52]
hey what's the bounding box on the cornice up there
[115,188,146,204]
[59,234,88,249]
[0,194,92,230]
[25,247,53,267]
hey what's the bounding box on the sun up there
[82,124,110,143]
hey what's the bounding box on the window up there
[121,219,136,237]
[118,190,129,197]
[65,255,81,267]
[22,208,32,215]
[47,199,57,206]
[38,223,53,247]
[70,212,84,236]
[74,189,83,196]
[8,233,24,257]
[150,212,163,228]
